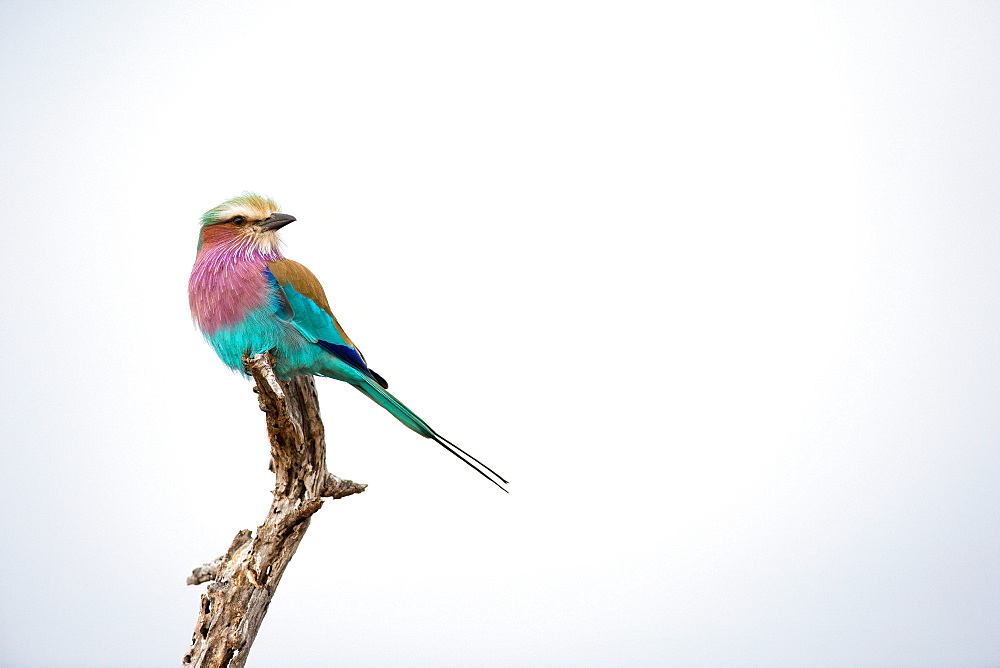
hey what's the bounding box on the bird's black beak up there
[258,213,296,231]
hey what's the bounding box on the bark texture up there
[183,352,365,667]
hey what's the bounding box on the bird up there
[188,192,507,492]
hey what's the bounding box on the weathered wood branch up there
[183,352,365,667]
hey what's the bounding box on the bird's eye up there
[231,216,246,225]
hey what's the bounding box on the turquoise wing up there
[267,259,387,386]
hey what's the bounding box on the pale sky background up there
[1,1,998,666]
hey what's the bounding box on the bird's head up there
[197,192,295,254]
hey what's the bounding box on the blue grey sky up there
[1,1,998,666]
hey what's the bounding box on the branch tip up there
[323,474,368,498]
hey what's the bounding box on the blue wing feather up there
[266,268,379,378]
[316,339,369,371]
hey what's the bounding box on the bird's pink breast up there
[189,243,282,334]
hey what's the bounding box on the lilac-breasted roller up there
[189,193,507,491]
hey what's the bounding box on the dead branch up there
[183,352,365,667]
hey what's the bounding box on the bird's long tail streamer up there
[352,377,508,492]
